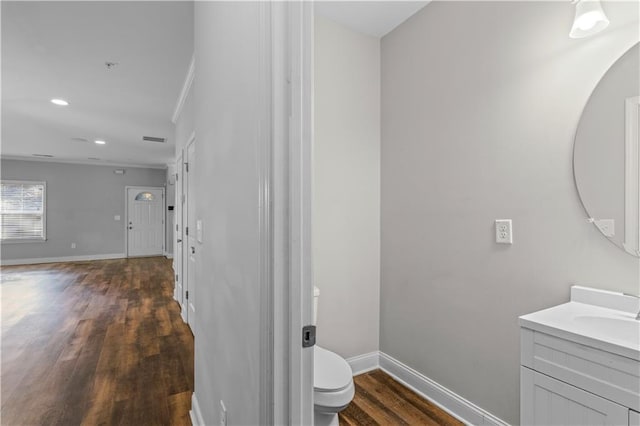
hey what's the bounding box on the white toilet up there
[313,287,355,426]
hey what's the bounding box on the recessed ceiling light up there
[94,140,107,145]
[50,98,69,106]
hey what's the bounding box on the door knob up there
[128,226,133,230]
[191,246,195,254]
[177,239,182,243]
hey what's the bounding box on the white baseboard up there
[181,304,188,323]
[378,352,509,426]
[1,253,125,266]
[164,252,174,260]
[346,351,379,375]
[190,393,205,426]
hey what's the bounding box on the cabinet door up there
[521,367,629,426]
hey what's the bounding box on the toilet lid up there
[314,346,353,392]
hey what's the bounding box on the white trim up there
[283,2,315,425]
[1,253,125,266]
[172,54,195,124]
[0,155,167,170]
[378,352,510,426]
[346,351,379,375]
[189,393,204,426]
[183,137,196,326]
[164,252,174,260]
[257,2,274,423]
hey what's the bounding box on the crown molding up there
[0,155,167,170]
[172,53,195,124]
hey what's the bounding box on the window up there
[0,181,46,241]
[134,192,155,201]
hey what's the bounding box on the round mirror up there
[574,43,639,257]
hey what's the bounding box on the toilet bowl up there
[313,287,355,426]
[314,345,355,425]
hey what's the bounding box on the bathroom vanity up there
[519,286,640,425]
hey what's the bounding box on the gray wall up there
[1,159,165,261]
[192,2,266,424]
[380,1,640,424]
[314,16,381,359]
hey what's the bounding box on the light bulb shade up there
[570,0,610,39]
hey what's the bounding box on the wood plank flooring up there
[2,258,462,426]
[1,257,193,426]
[339,370,464,426]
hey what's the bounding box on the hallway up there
[1,257,193,425]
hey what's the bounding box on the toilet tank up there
[313,286,320,326]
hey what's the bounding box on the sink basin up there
[572,315,640,345]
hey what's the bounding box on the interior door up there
[127,187,164,257]
[186,140,196,324]
[181,152,190,322]
[175,155,184,304]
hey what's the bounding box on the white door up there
[185,140,196,324]
[175,154,184,304]
[126,187,164,257]
[181,153,190,322]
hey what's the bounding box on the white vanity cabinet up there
[519,287,640,426]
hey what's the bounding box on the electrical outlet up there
[220,400,227,426]
[495,219,513,244]
[71,243,76,249]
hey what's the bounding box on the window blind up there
[0,181,46,240]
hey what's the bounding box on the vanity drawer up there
[521,328,640,411]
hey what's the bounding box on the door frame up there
[183,135,196,325]
[175,153,184,304]
[124,186,166,258]
[269,1,314,424]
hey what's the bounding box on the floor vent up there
[142,136,166,143]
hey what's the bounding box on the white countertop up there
[519,287,640,361]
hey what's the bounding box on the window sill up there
[1,238,47,244]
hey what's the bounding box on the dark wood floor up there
[1,257,193,426]
[2,258,462,426]
[340,369,464,426]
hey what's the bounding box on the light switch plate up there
[495,219,513,244]
[196,220,203,243]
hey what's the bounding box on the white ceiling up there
[315,1,430,38]
[1,1,426,169]
[1,1,193,168]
